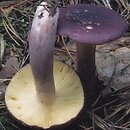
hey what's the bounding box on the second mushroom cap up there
[57,4,128,44]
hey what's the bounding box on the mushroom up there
[57,4,128,104]
[5,2,84,129]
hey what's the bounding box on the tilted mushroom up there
[5,2,84,129]
[57,4,128,104]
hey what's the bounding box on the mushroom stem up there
[29,2,59,104]
[76,43,97,104]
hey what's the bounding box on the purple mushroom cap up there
[57,4,128,44]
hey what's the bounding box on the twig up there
[0,122,5,130]
[0,34,5,70]
[104,104,130,120]
[87,110,117,130]
[3,19,20,46]
[61,36,76,64]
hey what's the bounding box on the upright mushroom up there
[57,4,128,104]
[5,2,84,129]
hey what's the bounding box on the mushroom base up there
[5,60,84,129]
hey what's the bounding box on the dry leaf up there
[0,57,20,93]
[0,57,20,79]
